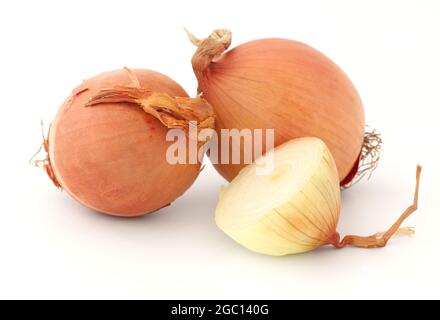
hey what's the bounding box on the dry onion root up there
[187,29,380,187]
[33,68,215,217]
[215,138,421,256]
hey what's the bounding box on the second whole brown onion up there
[188,29,371,185]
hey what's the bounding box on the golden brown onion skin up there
[195,39,365,182]
[49,69,201,216]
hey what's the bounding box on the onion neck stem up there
[331,165,421,249]
[185,28,232,75]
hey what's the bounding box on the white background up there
[0,0,439,299]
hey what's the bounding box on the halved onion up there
[216,138,420,256]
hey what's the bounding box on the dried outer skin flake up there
[86,86,215,139]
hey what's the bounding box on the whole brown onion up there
[187,29,376,185]
[40,68,214,216]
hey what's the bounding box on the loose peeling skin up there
[31,84,92,189]
[30,122,61,189]
[63,88,89,112]
[86,86,215,140]
[42,142,62,189]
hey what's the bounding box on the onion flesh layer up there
[216,138,340,256]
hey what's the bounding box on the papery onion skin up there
[48,69,204,217]
[191,31,365,183]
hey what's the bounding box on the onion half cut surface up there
[216,137,340,256]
